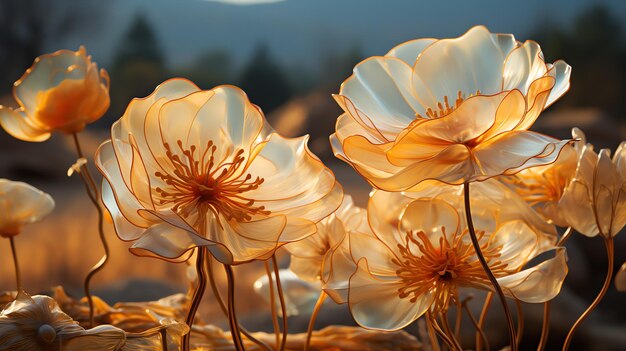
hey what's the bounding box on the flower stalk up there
[537,302,551,351]
[562,237,614,350]
[182,247,208,351]
[224,264,246,351]
[9,236,21,291]
[272,255,288,351]
[463,182,517,351]
[72,132,109,328]
[304,291,327,351]
[264,260,281,349]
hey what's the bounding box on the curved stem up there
[272,255,288,351]
[224,264,246,351]
[9,237,21,291]
[515,300,524,349]
[562,237,614,351]
[454,298,463,340]
[463,298,490,351]
[476,292,493,351]
[160,328,168,351]
[537,302,551,351]
[304,291,326,351]
[182,247,208,351]
[464,182,517,351]
[264,261,281,349]
[428,312,459,351]
[425,315,441,351]
[72,133,109,328]
[439,311,463,351]
[206,257,272,351]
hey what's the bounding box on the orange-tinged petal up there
[0,107,50,142]
[615,263,626,292]
[502,40,547,94]
[399,198,460,244]
[349,259,433,331]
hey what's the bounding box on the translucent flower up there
[559,136,626,238]
[285,195,366,283]
[331,26,571,190]
[96,79,342,265]
[347,192,567,330]
[503,128,584,226]
[0,292,125,351]
[0,179,54,238]
[0,46,110,142]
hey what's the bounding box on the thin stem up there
[562,237,614,351]
[476,292,493,351]
[304,291,327,351]
[454,298,463,340]
[425,316,442,351]
[440,311,463,351]
[265,260,281,349]
[224,264,246,351]
[462,298,490,351]
[72,132,109,328]
[206,257,272,351]
[272,255,288,351]
[160,328,168,351]
[182,247,208,351]
[537,302,551,351]
[464,182,517,351]
[9,237,21,291]
[428,312,459,351]
[515,300,524,349]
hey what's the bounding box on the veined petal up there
[545,60,572,107]
[349,259,433,331]
[130,222,232,264]
[497,248,568,303]
[502,40,547,94]
[491,220,538,270]
[400,198,460,244]
[386,38,436,66]
[472,131,569,179]
[0,107,50,142]
[61,325,126,351]
[349,232,398,276]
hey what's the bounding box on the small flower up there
[502,128,585,226]
[286,195,366,283]
[0,179,54,238]
[0,292,125,351]
[559,135,626,238]
[331,26,571,190]
[346,190,567,330]
[96,79,342,265]
[0,46,110,142]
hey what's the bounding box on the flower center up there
[391,227,505,313]
[154,140,270,231]
[415,90,480,119]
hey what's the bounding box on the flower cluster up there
[0,25,624,351]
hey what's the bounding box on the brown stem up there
[265,260,281,349]
[440,311,463,351]
[206,257,272,351]
[272,255,288,351]
[515,300,524,349]
[464,182,517,351]
[462,298,490,351]
[562,237,614,351]
[537,302,551,351]
[425,315,441,351]
[476,292,493,351]
[224,264,246,351]
[428,312,460,351]
[9,236,21,291]
[304,291,326,351]
[72,133,109,328]
[454,298,463,340]
[160,328,168,351]
[182,247,208,351]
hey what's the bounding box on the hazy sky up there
[57,0,626,70]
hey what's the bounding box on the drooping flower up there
[502,128,585,226]
[0,292,125,351]
[331,25,571,190]
[96,79,342,265]
[559,137,626,238]
[346,191,567,330]
[0,47,110,142]
[0,179,54,238]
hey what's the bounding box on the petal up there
[349,259,433,330]
[323,235,356,303]
[497,248,568,303]
[0,179,54,232]
[61,325,126,351]
[340,57,422,134]
[615,262,626,292]
[400,198,460,245]
[349,232,398,276]
[0,107,50,142]
[594,149,619,236]
[545,60,571,107]
[502,40,548,94]
[130,222,232,264]
[472,131,570,179]
[367,190,413,250]
[491,220,539,270]
[412,26,505,108]
[385,38,436,66]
